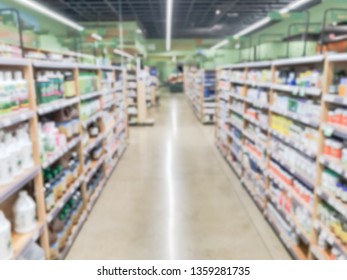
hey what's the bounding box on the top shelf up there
[272,55,324,66]
[0,57,30,67]
[32,60,76,69]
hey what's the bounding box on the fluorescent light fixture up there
[234,17,271,38]
[210,39,229,50]
[113,49,134,59]
[136,29,142,34]
[91,33,103,41]
[14,0,84,31]
[216,10,221,15]
[279,0,314,14]
[209,0,314,53]
[166,0,173,51]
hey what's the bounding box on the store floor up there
[67,93,291,260]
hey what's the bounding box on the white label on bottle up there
[15,211,35,233]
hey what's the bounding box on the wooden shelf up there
[271,83,321,96]
[46,175,84,223]
[0,109,34,129]
[11,222,45,260]
[80,90,103,101]
[270,106,319,128]
[42,136,81,169]
[0,166,40,204]
[83,133,105,155]
[37,97,79,115]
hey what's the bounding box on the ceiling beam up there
[183,0,196,28]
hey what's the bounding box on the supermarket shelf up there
[59,211,88,259]
[82,111,103,127]
[42,136,81,169]
[80,91,103,101]
[83,133,105,154]
[0,57,30,66]
[269,151,315,189]
[33,60,76,69]
[267,192,311,245]
[245,61,271,68]
[85,155,106,183]
[231,146,243,163]
[265,210,307,260]
[270,106,319,128]
[229,92,245,101]
[324,94,347,105]
[229,105,244,116]
[268,171,313,214]
[245,81,271,88]
[310,246,331,260]
[0,166,40,204]
[244,97,268,109]
[314,220,347,256]
[103,99,117,110]
[321,123,347,140]
[77,64,99,71]
[0,109,34,129]
[272,55,324,66]
[244,148,266,171]
[271,83,321,96]
[241,177,266,210]
[243,130,267,151]
[327,53,347,62]
[227,157,242,177]
[87,178,106,213]
[37,97,79,115]
[11,222,45,260]
[316,188,347,218]
[229,120,243,132]
[244,115,268,130]
[46,175,85,223]
[319,155,347,180]
[269,129,316,159]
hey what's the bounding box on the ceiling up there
[40,0,316,39]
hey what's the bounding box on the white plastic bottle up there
[20,125,34,169]
[13,191,37,234]
[0,142,12,185]
[0,210,12,260]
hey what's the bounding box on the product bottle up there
[13,191,37,234]
[0,131,12,185]
[15,71,28,109]
[5,71,19,111]
[0,71,11,115]
[20,125,34,169]
[0,210,12,260]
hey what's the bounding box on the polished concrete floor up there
[67,93,291,260]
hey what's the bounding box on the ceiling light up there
[210,39,229,50]
[166,0,173,51]
[210,0,315,55]
[234,17,271,38]
[216,10,221,15]
[14,0,84,31]
[136,29,142,34]
[279,0,314,14]
[113,49,134,59]
[91,33,103,41]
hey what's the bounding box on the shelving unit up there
[0,59,128,260]
[215,55,347,260]
[184,67,216,124]
[125,67,154,126]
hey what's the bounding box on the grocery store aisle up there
[67,93,290,260]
